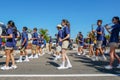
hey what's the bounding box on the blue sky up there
[0,0,120,38]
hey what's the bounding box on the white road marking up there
[0,74,120,77]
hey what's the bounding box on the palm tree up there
[38,28,50,42]
[105,34,110,40]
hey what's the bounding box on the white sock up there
[26,55,29,59]
[20,56,22,60]
[61,61,65,67]
[65,55,71,65]
[102,55,106,58]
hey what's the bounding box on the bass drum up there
[0,22,7,36]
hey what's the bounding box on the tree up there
[38,28,50,42]
[105,34,110,40]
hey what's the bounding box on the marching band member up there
[53,24,62,61]
[105,16,120,69]
[29,28,39,59]
[87,32,95,58]
[48,36,53,54]
[0,21,17,70]
[37,34,45,56]
[77,33,86,56]
[16,26,29,62]
[92,20,107,61]
[57,19,72,69]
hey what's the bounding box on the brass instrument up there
[88,31,96,42]
[88,24,96,42]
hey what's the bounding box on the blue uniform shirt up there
[62,26,70,40]
[37,37,44,46]
[0,38,2,47]
[49,37,52,44]
[32,32,38,45]
[79,37,84,46]
[21,31,28,47]
[6,28,14,47]
[96,26,104,41]
[58,29,63,46]
[110,24,120,43]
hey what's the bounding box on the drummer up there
[16,26,29,62]
[29,28,39,59]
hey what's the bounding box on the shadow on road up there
[73,53,120,74]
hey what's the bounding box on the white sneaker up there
[38,53,41,56]
[11,65,17,69]
[39,54,43,56]
[54,57,58,61]
[16,59,22,63]
[3,55,6,58]
[57,66,67,70]
[24,59,30,62]
[42,52,45,56]
[104,51,108,54]
[86,55,90,58]
[116,64,120,69]
[95,56,99,61]
[91,55,96,61]
[57,55,61,59]
[92,56,99,61]
[77,53,81,56]
[1,66,12,70]
[102,55,107,61]
[34,54,39,58]
[105,65,113,70]
[29,55,34,59]
[48,52,52,54]
[66,64,72,69]
[82,52,86,56]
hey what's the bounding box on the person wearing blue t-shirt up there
[93,20,107,61]
[0,38,2,49]
[29,28,39,59]
[57,19,72,70]
[53,24,63,61]
[77,33,86,56]
[0,21,17,70]
[105,16,120,69]
[16,27,29,63]
[37,34,45,56]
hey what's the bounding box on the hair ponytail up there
[62,19,70,31]
[113,16,120,24]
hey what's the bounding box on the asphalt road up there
[0,49,120,80]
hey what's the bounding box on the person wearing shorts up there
[37,34,45,56]
[16,27,29,62]
[0,20,17,70]
[29,28,38,59]
[54,24,63,61]
[77,34,86,56]
[93,20,107,61]
[105,16,120,69]
[57,19,72,69]
[87,34,95,58]
[48,36,52,54]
